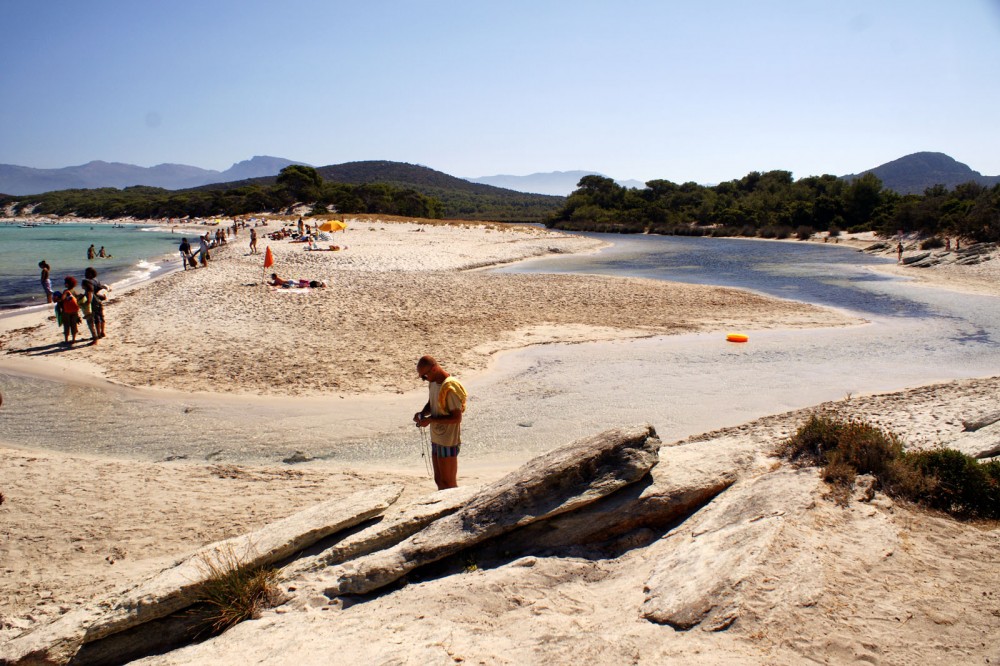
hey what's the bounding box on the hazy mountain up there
[0,156,305,195]
[466,170,645,196]
[844,152,1000,195]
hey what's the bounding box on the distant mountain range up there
[0,156,304,195]
[2,152,997,199]
[844,152,1000,194]
[465,171,645,196]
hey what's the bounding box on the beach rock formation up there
[1,484,403,666]
[321,424,661,597]
[285,485,480,577]
[945,420,1000,459]
[641,467,820,630]
[961,410,1000,432]
[490,435,760,553]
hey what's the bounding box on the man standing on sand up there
[413,355,467,490]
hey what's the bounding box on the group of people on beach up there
[86,244,112,260]
[178,233,224,270]
[39,260,110,346]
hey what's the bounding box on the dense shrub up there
[920,236,945,250]
[904,449,1000,519]
[781,414,1000,519]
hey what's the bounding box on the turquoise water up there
[0,222,184,309]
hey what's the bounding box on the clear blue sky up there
[2,0,998,184]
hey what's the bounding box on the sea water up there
[0,222,184,310]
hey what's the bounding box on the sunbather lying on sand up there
[269,273,327,289]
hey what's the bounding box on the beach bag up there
[188,254,198,268]
[62,291,79,315]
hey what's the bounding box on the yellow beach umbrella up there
[319,220,347,232]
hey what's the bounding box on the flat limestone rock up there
[323,425,661,597]
[641,467,819,631]
[496,436,759,551]
[1,484,403,666]
[284,485,480,579]
[961,410,1000,433]
[945,420,1000,459]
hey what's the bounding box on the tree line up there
[0,166,444,220]
[548,171,1000,243]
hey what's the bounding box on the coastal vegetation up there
[0,165,446,220]
[0,162,564,223]
[4,158,999,239]
[548,172,1000,243]
[782,414,1000,519]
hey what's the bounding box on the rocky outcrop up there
[961,410,1000,433]
[492,435,760,553]
[320,425,661,597]
[945,421,1000,459]
[285,486,480,578]
[641,468,820,631]
[1,484,403,666]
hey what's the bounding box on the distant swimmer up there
[87,244,96,260]
[98,246,111,258]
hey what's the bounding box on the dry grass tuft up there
[194,544,282,635]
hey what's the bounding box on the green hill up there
[314,161,566,221]
[844,152,1000,195]
[191,161,564,221]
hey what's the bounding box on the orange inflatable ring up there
[726,333,749,343]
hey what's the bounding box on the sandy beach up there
[0,218,858,396]
[1,219,998,664]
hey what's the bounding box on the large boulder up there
[321,425,661,597]
[1,484,403,666]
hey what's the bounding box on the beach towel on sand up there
[437,376,467,414]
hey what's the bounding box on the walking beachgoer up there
[87,244,96,260]
[39,261,53,303]
[198,235,210,266]
[896,242,903,263]
[82,267,109,340]
[412,355,467,490]
[179,238,192,269]
[60,277,81,344]
[80,280,97,344]
[250,228,258,254]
